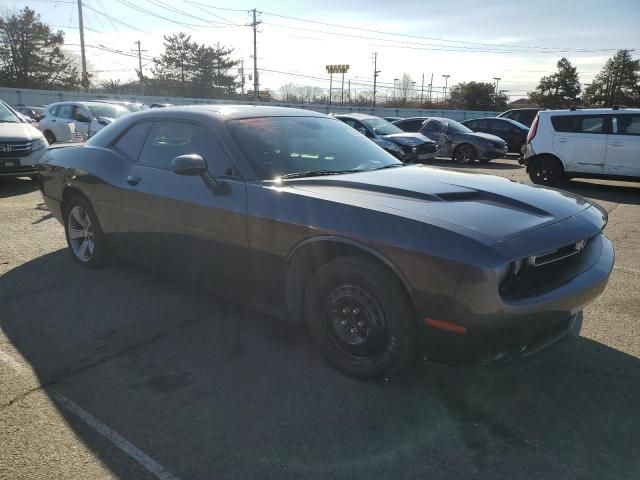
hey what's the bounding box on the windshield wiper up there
[370,163,405,171]
[279,169,359,179]
[0,119,20,123]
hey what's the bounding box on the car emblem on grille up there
[0,144,9,153]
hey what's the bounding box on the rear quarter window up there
[550,115,606,134]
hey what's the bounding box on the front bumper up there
[0,148,45,177]
[479,144,509,159]
[416,231,614,367]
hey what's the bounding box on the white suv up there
[38,101,129,144]
[524,107,640,185]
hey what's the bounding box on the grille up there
[0,141,32,158]
[418,143,437,154]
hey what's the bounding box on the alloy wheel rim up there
[67,205,95,262]
[324,284,387,359]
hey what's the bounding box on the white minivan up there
[38,101,129,144]
[524,107,640,185]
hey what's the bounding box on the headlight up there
[32,137,48,151]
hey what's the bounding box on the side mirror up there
[171,154,207,176]
[76,114,91,123]
[97,117,110,126]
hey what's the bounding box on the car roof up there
[464,116,528,127]
[48,101,128,107]
[127,105,329,121]
[538,107,640,116]
[334,113,380,121]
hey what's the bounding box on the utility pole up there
[328,72,333,106]
[77,0,88,90]
[429,73,433,102]
[251,9,261,102]
[135,41,144,96]
[372,52,380,110]
[348,79,351,104]
[240,60,245,96]
[442,74,450,103]
[420,73,425,104]
[341,70,345,105]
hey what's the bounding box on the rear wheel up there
[64,195,109,267]
[453,143,477,164]
[528,155,565,186]
[304,256,416,379]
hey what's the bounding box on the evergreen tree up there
[584,50,640,107]
[528,58,581,108]
[0,8,81,89]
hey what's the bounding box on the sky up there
[4,0,640,100]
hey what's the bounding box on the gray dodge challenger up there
[38,106,614,379]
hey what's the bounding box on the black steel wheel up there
[304,256,415,379]
[528,156,565,186]
[454,144,477,164]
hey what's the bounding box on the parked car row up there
[0,100,48,178]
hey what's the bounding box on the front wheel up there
[304,256,416,379]
[528,156,565,186]
[453,144,477,164]
[64,195,109,267]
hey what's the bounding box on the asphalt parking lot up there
[1,158,639,480]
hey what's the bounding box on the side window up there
[422,120,441,133]
[491,120,509,132]
[47,106,58,116]
[113,122,152,161]
[57,105,74,119]
[403,119,424,132]
[465,120,477,129]
[521,111,536,126]
[551,115,605,134]
[505,111,519,123]
[138,122,229,175]
[477,119,489,129]
[352,120,372,137]
[615,115,640,136]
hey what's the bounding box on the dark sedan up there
[461,117,529,154]
[394,117,508,163]
[335,113,437,163]
[39,106,614,379]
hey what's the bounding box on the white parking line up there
[53,393,181,480]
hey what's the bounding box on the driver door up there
[120,120,249,296]
[421,120,450,155]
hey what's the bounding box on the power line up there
[81,3,147,32]
[141,0,240,27]
[257,9,631,53]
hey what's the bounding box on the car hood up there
[0,121,42,141]
[287,165,594,245]
[380,132,435,146]
[456,131,505,144]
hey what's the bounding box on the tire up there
[453,143,477,164]
[528,155,565,186]
[44,131,56,144]
[304,256,416,379]
[63,195,109,267]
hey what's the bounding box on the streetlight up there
[493,77,501,95]
[442,74,450,103]
[393,78,399,99]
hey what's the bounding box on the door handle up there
[557,138,569,143]
[608,142,623,147]
[126,175,141,186]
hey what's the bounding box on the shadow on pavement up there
[1,250,639,479]
[562,179,640,206]
[0,177,40,198]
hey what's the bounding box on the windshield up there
[362,118,403,136]
[227,116,401,179]
[0,102,20,123]
[87,105,129,119]
[446,119,474,134]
